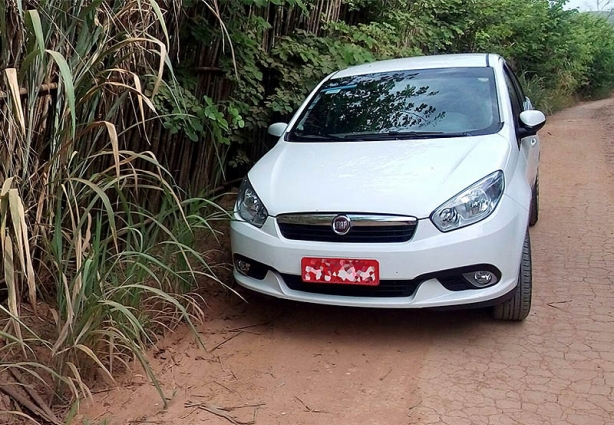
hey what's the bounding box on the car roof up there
[331,53,499,79]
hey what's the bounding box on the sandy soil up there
[79,98,614,425]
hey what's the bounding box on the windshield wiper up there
[345,130,473,140]
[395,130,473,138]
[290,131,473,142]
[290,132,346,141]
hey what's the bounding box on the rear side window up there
[289,67,501,141]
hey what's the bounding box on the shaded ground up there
[80,98,614,425]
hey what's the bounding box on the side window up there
[503,70,522,126]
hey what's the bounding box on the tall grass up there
[0,1,227,421]
[518,73,576,115]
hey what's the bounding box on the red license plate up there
[301,257,380,286]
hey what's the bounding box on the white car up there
[230,53,545,321]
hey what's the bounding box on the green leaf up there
[46,49,76,139]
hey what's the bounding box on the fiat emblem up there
[332,215,352,235]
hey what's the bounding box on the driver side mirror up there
[268,122,288,138]
[519,110,546,136]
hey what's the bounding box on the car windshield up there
[288,67,501,141]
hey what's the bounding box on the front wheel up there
[492,231,532,321]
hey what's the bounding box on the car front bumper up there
[230,195,528,309]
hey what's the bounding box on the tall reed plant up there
[0,0,227,421]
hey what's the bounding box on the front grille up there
[278,223,416,243]
[277,214,418,243]
[281,274,421,297]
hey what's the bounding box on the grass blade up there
[3,234,24,349]
[45,49,76,139]
[25,9,45,54]
[4,68,26,135]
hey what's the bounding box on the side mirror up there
[268,122,288,138]
[519,110,546,135]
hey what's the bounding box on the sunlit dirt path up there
[80,98,614,425]
[406,98,614,425]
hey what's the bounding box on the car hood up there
[249,135,511,218]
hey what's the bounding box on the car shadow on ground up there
[210,286,519,348]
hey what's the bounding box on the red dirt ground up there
[79,98,614,425]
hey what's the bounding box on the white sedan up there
[230,53,545,320]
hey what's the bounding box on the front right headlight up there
[430,170,505,232]
[236,178,268,228]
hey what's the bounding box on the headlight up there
[431,170,505,232]
[236,178,268,228]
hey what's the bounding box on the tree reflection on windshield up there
[291,67,499,140]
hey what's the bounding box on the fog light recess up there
[235,258,251,275]
[233,255,269,280]
[462,270,499,288]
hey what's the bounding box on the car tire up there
[529,175,539,226]
[492,230,532,321]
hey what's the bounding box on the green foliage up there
[182,1,422,167]
[154,83,244,144]
[379,0,614,102]
[575,13,614,98]
[178,0,614,176]
[384,0,479,53]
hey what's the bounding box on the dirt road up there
[81,98,614,425]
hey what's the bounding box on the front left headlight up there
[431,170,505,232]
[236,178,268,228]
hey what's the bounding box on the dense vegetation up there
[0,1,225,422]
[1,0,614,422]
[175,0,614,172]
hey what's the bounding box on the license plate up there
[301,257,380,286]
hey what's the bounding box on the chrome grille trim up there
[276,213,417,226]
[276,213,418,243]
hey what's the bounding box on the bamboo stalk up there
[0,83,58,100]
